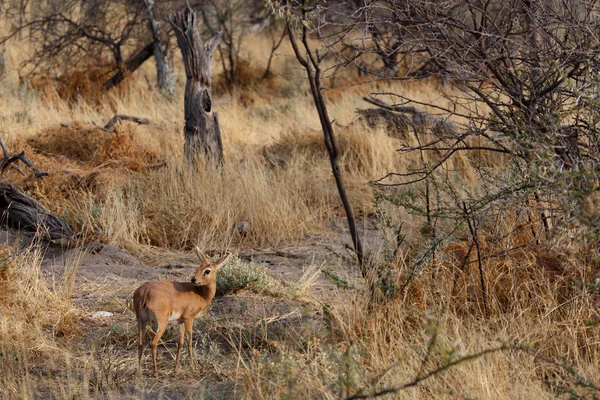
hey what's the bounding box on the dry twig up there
[104,114,151,131]
[0,137,48,178]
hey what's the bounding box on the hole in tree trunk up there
[202,90,212,113]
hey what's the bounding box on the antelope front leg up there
[174,322,185,375]
[185,319,195,368]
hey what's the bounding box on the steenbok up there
[133,248,232,377]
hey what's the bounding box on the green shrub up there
[217,258,274,295]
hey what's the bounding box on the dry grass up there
[232,243,600,399]
[1,237,598,398]
[0,243,85,398]
[0,22,597,400]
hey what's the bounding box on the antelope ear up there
[195,246,208,264]
[214,253,232,270]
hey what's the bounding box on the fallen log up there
[354,108,413,140]
[0,183,74,242]
[362,96,458,136]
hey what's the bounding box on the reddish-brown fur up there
[133,248,231,376]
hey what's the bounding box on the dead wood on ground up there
[0,183,74,242]
[0,137,48,178]
[104,114,151,131]
[361,96,458,136]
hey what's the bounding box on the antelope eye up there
[203,269,211,276]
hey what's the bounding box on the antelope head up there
[190,247,232,286]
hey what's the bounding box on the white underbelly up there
[168,312,182,322]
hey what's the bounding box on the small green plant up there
[216,258,274,295]
[323,269,349,289]
[14,109,33,125]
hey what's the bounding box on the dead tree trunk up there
[169,8,224,166]
[105,42,154,90]
[143,0,175,98]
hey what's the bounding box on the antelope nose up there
[191,277,196,283]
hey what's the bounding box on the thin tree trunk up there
[17,0,26,39]
[261,28,286,81]
[169,8,223,166]
[285,14,365,272]
[0,44,5,80]
[143,0,175,98]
